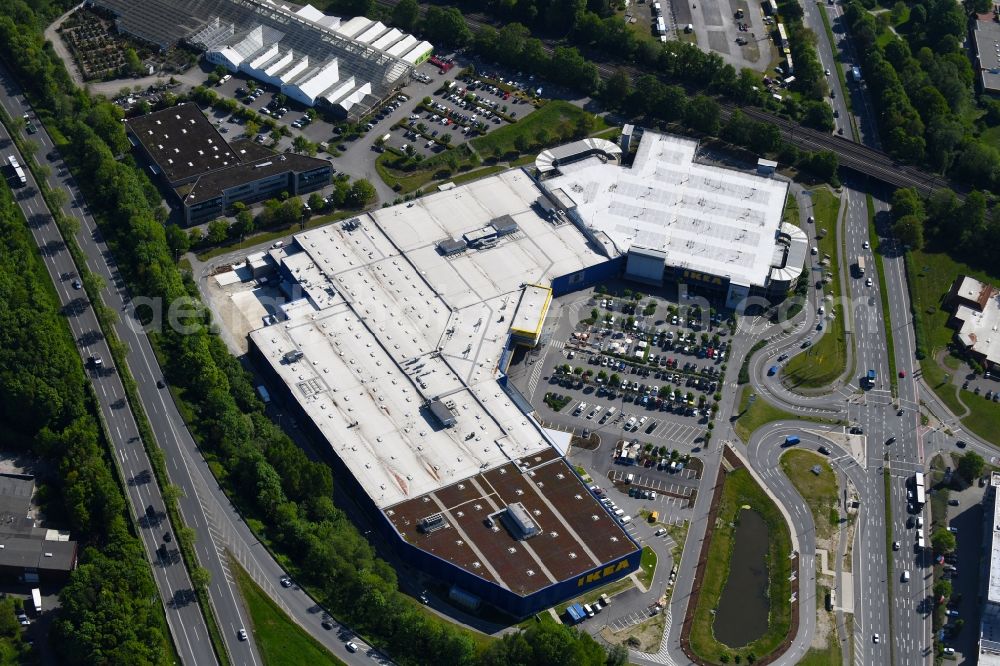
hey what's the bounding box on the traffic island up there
[680,446,798,665]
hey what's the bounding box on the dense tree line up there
[0,180,167,662]
[8,1,628,662]
[892,186,1000,264]
[842,0,1000,185]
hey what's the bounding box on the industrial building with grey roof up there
[125,103,331,224]
[91,0,432,118]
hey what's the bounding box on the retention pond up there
[712,508,770,647]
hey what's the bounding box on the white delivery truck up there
[30,588,41,614]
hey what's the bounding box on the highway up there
[0,87,217,666]
[0,67,390,666]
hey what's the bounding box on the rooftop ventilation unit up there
[502,502,541,540]
[418,513,447,534]
[427,399,457,427]
[283,350,304,363]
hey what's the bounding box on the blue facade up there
[550,256,625,297]
[395,537,641,618]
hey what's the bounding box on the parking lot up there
[930,468,987,661]
[515,285,734,453]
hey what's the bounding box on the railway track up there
[378,0,954,195]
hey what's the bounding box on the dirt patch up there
[600,611,668,653]
[572,433,601,450]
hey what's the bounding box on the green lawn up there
[734,385,799,441]
[689,468,793,663]
[780,449,838,540]
[783,189,846,388]
[469,100,608,158]
[195,209,358,261]
[798,588,843,666]
[908,245,1000,443]
[782,192,800,226]
[638,546,658,589]
[233,562,346,666]
[375,100,607,193]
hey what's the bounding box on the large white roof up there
[373,170,607,310]
[250,170,606,507]
[542,132,788,288]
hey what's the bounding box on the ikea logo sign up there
[577,560,631,587]
[681,270,725,286]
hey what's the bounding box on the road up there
[0,67,392,666]
[0,88,218,666]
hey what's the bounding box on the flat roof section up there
[510,285,552,339]
[542,132,789,289]
[373,170,607,310]
[975,21,1000,93]
[384,451,637,597]
[181,148,331,205]
[955,295,1000,367]
[250,308,550,509]
[126,103,240,184]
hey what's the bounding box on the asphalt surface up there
[0,81,217,665]
[0,66,391,666]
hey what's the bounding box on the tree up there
[191,566,211,591]
[890,187,925,221]
[308,192,326,213]
[347,179,377,208]
[292,135,316,155]
[892,214,924,249]
[933,578,952,601]
[423,7,472,46]
[232,209,255,239]
[931,527,956,554]
[165,224,190,258]
[244,119,259,138]
[601,68,632,105]
[206,219,228,244]
[958,451,985,484]
[684,95,721,135]
[124,48,143,76]
[392,0,420,30]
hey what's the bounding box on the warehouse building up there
[538,131,802,308]
[972,19,1000,96]
[947,275,1000,371]
[249,170,639,617]
[978,471,1000,663]
[125,103,331,224]
[0,475,77,583]
[91,0,431,119]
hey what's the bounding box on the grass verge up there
[688,468,793,663]
[868,193,897,395]
[638,546,658,589]
[733,386,842,442]
[780,449,838,541]
[232,559,346,666]
[784,189,846,388]
[195,209,358,261]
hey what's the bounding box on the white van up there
[901,570,910,582]
[574,402,588,416]
[625,473,634,484]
